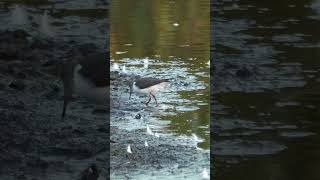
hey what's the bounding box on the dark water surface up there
[212,0,320,179]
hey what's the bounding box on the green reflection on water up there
[111,0,210,149]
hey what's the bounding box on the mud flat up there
[110,72,210,179]
[0,30,108,180]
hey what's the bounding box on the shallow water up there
[212,0,320,179]
[110,0,210,148]
[110,0,210,178]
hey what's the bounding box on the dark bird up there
[61,52,109,119]
[129,77,170,106]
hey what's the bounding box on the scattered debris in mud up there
[110,67,210,179]
[0,0,109,179]
[0,30,108,180]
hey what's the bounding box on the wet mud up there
[0,29,108,180]
[110,71,210,179]
[0,0,109,179]
[109,1,210,178]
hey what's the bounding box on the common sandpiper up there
[129,77,170,106]
[61,52,109,119]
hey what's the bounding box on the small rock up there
[135,113,141,119]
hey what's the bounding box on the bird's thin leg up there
[145,94,151,105]
[150,93,158,106]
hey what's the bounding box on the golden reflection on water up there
[110,0,210,149]
[110,0,209,64]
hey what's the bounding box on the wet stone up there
[135,113,141,119]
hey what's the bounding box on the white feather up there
[146,125,153,135]
[201,168,210,179]
[73,64,108,106]
[127,145,132,154]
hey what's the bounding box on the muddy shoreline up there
[0,30,109,180]
[0,28,211,180]
[110,71,210,179]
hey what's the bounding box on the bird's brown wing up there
[135,78,168,89]
[78,52,109,87]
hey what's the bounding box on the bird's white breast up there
[73,64,108,105]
